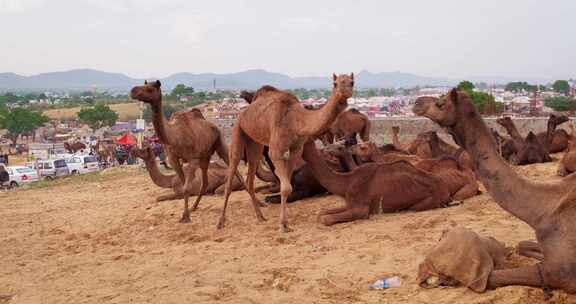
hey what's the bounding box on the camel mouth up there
[412,102,426,116]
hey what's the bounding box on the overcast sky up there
[1,0,574,79]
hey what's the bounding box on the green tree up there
[457,81,475,92]
[544,96,575,112]
[458,80,503,114]
[171,84,195,99]
[77,104,119,130]
[2,108,49,145]
[552,80,570,95]
[505,81,537,92]
[142,104,179,122]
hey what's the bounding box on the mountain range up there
[0,68,556,91]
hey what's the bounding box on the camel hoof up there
[280,224,293,233]
[179,216,191,223]
[557,168,567,177]
[216,220,226,230]
[257,215,267,223]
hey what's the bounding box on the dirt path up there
[0,159,574,304]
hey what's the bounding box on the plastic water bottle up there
[369,276,402,290]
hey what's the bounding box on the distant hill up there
[0,68,555,91]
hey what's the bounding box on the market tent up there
[116,133,137,145]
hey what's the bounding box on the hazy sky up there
[1,0,574,79]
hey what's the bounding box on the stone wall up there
[209,117,575,146]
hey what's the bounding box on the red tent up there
[116,133,137,145]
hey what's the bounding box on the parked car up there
[65,155,100,175]
[26,159,70,180]
[5,166,40,188]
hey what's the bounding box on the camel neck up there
[302,141,349,196]
[143,157,173,189]
[298,90,346,136]
[150,102,173,145]
[452,110,546,228]
[503,122,523,141]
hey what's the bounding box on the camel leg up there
[517,240,545,261]
[217,125,246,229]
[179,164,198,223]
[487,265,543,289]
[452,183,479,201]
[270,154,296,232]
[156,192,184,202]
[408,196,444,212]
[245,141,267,222]
[191,158,210,211]
[318,204,370,226]
[168,158,192,223]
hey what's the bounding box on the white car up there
[5,166,40,188]
[65,155,100,175]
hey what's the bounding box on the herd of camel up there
[129,75,576,294]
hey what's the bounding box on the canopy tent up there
[116,133,137,146]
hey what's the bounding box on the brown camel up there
[264,147,348,204]
[301,140,451,226]
[348,141,478,200]
[319,108,371,147]
[220,74,354,232]
[414,88,576,294]
[132,147,243,201]
[496,117,551,165]
[557,124,576,176]
[130,80,246,223]
[537,114,570,153]
[64,141,87,154]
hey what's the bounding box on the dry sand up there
[1,157,576,304]
[44,103,142,121]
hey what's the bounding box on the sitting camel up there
[496,117,551,165]
[220,74,354,232]
[301,139,451,226]
[557,124,576,176]
[414,88,576,294]
[537,114,570,153]
[348,141,478,201]
[264,147,348,204]
[131,80,247,223]
[132,147,244,201]
[390,126,432,158]
[319,108,371,147]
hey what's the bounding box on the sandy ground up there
[1,156,576,304]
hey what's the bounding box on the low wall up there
[210,117,575,146]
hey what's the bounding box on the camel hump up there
[255,85,280,95]
[525,131,538,142]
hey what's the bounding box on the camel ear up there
[155,80,161,87]
[144,80,148,85]
[333,73,337,81]
[350,72,354,80]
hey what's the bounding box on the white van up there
[65,155,99,175]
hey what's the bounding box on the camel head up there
[131,146,154,161]
[350,142,377,161]
[496,117,514,129]
[549,114,569,128]
[332,73,355,100]
[130,80,162,105]
[414,88,480,127]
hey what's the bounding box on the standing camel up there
[219,74,354,232]
[130,80,246,223]
[414,88,576,294]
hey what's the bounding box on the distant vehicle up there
[5,166,40,188]
[26,159,69,180]
[65,155,100,175]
